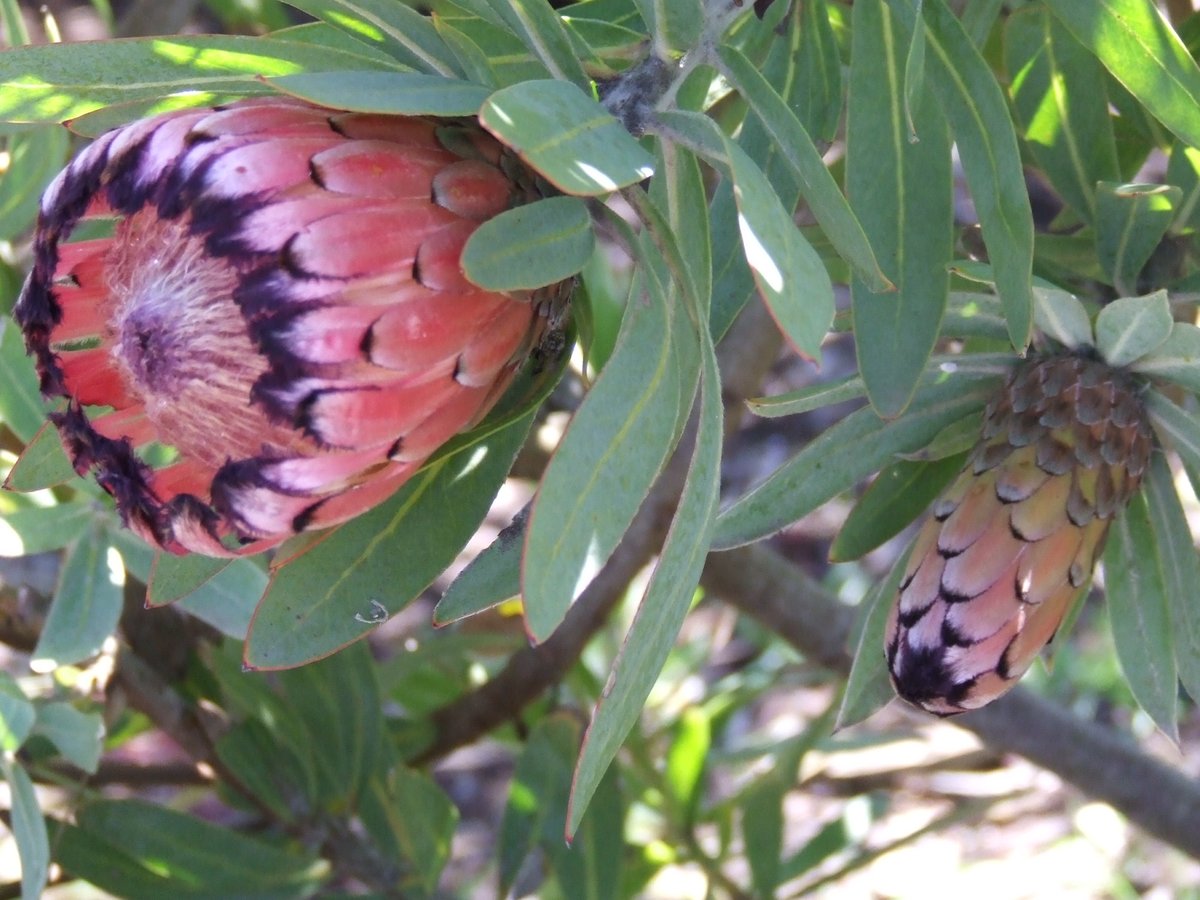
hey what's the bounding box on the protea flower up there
[15,97,569,557]
[886,353,1153,715]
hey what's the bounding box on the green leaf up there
[245,412,533,669]
[0,124,69,241]
[168,557,266,640]
[742,777,785,898]
[0,35,401,122]
[654,110,834,360]
[1033,285,1094,350]
[523,263,696,641]
[361,767,459,895]
[269,70,488,115]
[1046,0,1200,152]
[32,524,124,671]
[145,554,231,607]
[0,317,48,445]
[715,46,889,294]
[1131,322,1200,391]
[434,6,551,87]
[1094,182,1182,293]
[0,674,35,752]
[1005,7,1120,223]
[633,0,702,57]
[280,0,460,75]
[896,0,1036,349]
[70,799,328,895]
[486,0,592,90]
[568,324,721,833]
[836,546,913,730]
[747,373,865,419]
[1146,391,1200,480]
[830,453,965,562]
[0,503,94,557]
[1142,454,1200,706]
[848,1,952,416]
[1094,290,1173,367]
[461,195,594,290]
[1,758,48,900]
[276,643,381,808]
[1166,142,1200,232]
[663,706,710,825]
[1105,491,1179,741]
[433,16,501,88]
[32,702,103,774]
[480,79,655,195]
[433,509,524,624]
[714,371,999,550]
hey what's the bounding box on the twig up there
[702,544,1200,859]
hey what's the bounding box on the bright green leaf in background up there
[1005,7,1120,224]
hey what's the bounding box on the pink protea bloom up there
[15,97,570,557]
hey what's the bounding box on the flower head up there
[886,353,1153,715]
[15,98,569,556]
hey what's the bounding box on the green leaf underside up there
[1105,492,1179,741]
[244,412,533,669]
[1142,454,1200,705]
[433,509,524,624]
[713,372,999,550]
[523,258,697,641]
[269,70,488,115]
[850,1,953,416]
[568,314,722,835]
[2,758,48,900]
[1131,322,1200,392]
[1094,290,1172,367]
[461,195,594,290]
[33,524,124,670]
[0,35,403,122]
[480,79,655,195]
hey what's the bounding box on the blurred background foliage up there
[0,0,1198,897]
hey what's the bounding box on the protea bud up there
[15,97,569,557]
[886,353,1153,715]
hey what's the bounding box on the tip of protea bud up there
[15,97,571,557]
[886,352,1153,715]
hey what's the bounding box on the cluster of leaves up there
[2,0,1200,895]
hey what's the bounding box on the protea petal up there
[885,353,1152,715]
[14,97,571,556]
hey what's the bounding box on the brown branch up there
[702,544,1200,859]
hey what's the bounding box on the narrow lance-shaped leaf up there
[1142,453,1200,705]
[714,371,999,549]
[893,0,1036,349]
[0,36,403,122]
[849,0,953,416]
[281,0,462,75]
[523,255,697,640]
[568,318,722,835]
[485,0,592,90]
[1105,492,1179,741]
[1046,0,1200,152]
[1,759,48,900]
[269,70,489,116]
[717,45,890,294]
